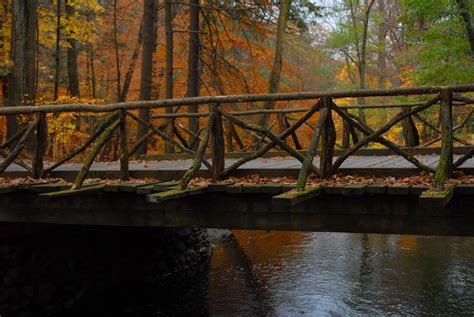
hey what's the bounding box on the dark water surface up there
[78,230,474,316]
[204,231,474,316]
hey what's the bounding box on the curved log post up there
[284,114,302,150]
[434,89,453,190]
[319,97,336,179]
[0,119,37,175]
[32,112,48,179]
[330,98,439,175]
[211,104,225,180]
[220,109,321,177]
[125,111,212,169]
[219,101,321,179]
[342,109,351,149]
[178,106,216,190]
[44,112,119,174]
[401,108,420,147]
[119,110,129,181]
[128,131,154,158]
[454,148,473,169]
[296,107,328,191]
[72,119,121,190]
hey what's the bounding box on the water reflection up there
[207,231,474,316]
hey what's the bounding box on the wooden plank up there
[0,184,19,194]
[410,185,429,196]
[366,183,387,194]
[454,184,474,195]
[322,185,345,194]
[226,185,243,194]
[272,187,321,207]
[39,184,106,198]
[30,183,71,193]
[341,184,367,195]
[387,185,411,195]
[146,186,207,203]
[419,186,454,209]
[136,184,157,195]
[207,183,234,192]
[260,184,283,194]
[153,181,179,191]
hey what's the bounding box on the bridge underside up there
[0,188,473,237]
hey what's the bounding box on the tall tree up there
[65,0,80,97]
[7,0,38,138]
[135,0,157,155]
[258,0,293,129]
[186,0,201,148]
[54,0,61,100]
[164,0,175,153]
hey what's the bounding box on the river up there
[76,230,474,316]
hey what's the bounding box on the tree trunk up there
[257,0,292,130]
[135,0,157,155]
[120,23,142,102]
[65,1,80,98]
[456,0,474,54]
[88,44,96,99]
[186,0,201,148]
[165,0,174,153]
[7,0,38,138]
[113,0,122,101]
[377,0,386,89]
[54,0,61,100]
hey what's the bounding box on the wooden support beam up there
[219,102,321,179]
[32,112,48,179]
[30,183,72,193]
[146,186,207,203]
[44,112,119,174]
[0,184,19,194]
[39,183,106,198]
[119,110,129,180]
[366,183,386,194]
[0,120,37,175]
[177,106,215,190]
[220,109,321,178]
[211,104,225,180]
[72,119,120,190]
[433,89,454,190]
[387,185,411,195]
[331,101,436,174]
[296,107,328,191]
[419,186,454,209]
[272,187,321,207]
[320,97,336,179]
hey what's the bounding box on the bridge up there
[0,85,473,236]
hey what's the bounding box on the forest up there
[0,0,473,160]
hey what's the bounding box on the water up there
[73,230,474,316]
[204,231,474,316]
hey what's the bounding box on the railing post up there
[211,103,225,180]
[32,112,47,179]
[119,109,129,181]
[320,97,336,179]
[434,88,453,190]
[342,109,350,149]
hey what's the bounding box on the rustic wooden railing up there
[0,85,472,193]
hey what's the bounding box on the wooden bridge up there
[0,85,473,236]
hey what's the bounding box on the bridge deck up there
[2,154,474,180]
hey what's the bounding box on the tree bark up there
[456,0,474,54]
[7,0,38,138]
[136,0,158,155]
[113,0,121,101]
[65,1,80,97]
[165,0,175,153]
[257,0,292,132]
[54,0,61,100]
[186,0,201,148]
[120,24,142,102]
